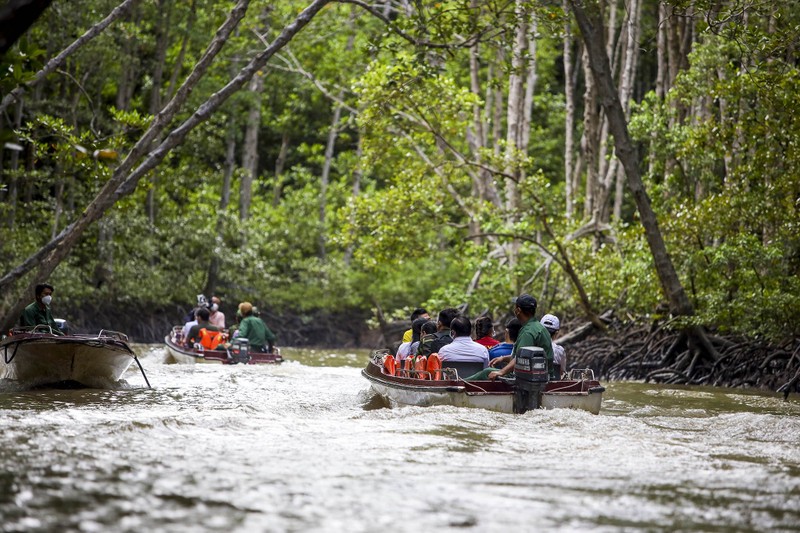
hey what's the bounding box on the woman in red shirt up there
[473,315,500,348]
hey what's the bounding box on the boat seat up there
[441,361,485,380]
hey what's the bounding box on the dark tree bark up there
[569,0,694,318]
[0,0,54,55]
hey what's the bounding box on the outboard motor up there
[228,338,251,364]
[513,346,549,414]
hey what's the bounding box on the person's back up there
[186,308,219,346]
[437,316,489,367]
[20,283,62,334]
[415,320,439,356]
[236,301,276,352]
[428,307,459,354]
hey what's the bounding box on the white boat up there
[362,353,604,414]
[0,326,145,388]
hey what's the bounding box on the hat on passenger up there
[239,302,253,316]
[514,294,538,314]
[541,314,560,332]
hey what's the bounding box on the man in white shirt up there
[437,316,489,368]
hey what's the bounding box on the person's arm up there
[489,354,512,367]
[489,358,516,380]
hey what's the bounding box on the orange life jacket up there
[383,354,397,376]
[199,328,223,350]
[414,355,428,379]
[427,353,442,380]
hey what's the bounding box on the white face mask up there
[42,295,52,306]
[211,303,219,312]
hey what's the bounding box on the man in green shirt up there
[20,283,63,334]
[236,301,277,352]
[466,293,554,381]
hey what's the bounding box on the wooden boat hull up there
[362,358,603,414]
[164,332,283,365]
[0,332,136,388]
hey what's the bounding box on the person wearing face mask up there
[20,283,63,334]
[208,296,225,329]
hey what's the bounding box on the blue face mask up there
[42,295,52,306]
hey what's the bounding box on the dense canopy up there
[0,0,798,344]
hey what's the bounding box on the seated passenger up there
[401,307,430,344]
[424,307,460,355]
[473,316,499,348]
[236,301,277,352]
[541,313,566,378]
[209,296,225,329]
[436,316,489,368]
[487,318,522,367]
[415,320,439,356]
[185,307,220,347]
[397,317,428,360]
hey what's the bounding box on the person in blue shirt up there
[487,317,521,367]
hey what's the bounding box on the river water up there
[1,345,799,532]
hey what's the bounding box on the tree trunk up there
[272,130,290,206]
[204,116,237,297]
[319,95,343,259]
[0,0,55,54]
[343,132,363,266]
[569,0,694,317]
[563,0,577,220]
[240,71,264,221]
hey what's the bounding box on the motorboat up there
[0,325,148,388]
[164,326,283,365]
[362,349,604,414]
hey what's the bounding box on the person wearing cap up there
[541,313,566,378]
[235,301,277,352]
[465,294,555,381]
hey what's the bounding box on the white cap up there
[541,314,560,331]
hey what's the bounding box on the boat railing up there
[567,368,596,381]
[97,330,130,342]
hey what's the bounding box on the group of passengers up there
[180,294,276,353]
[396,294,566,381]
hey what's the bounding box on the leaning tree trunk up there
[569,0,694,318]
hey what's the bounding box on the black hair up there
[35,283,54,297]
[411,317,428,343]
[437,308,460,328]
[410,307,428,321]
[474,316,494,339]
[196,307,210,321]
[421,320,437,336]
[505,318,522,342]
[450,316,471,337]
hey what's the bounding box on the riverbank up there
[566,317,800,394]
